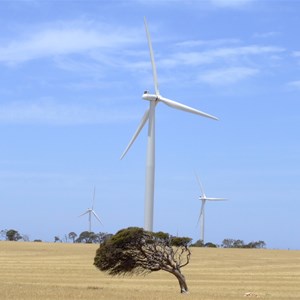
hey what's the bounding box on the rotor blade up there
[78,211,89,217]
[92,210,102,224]
[196,200,205,225]
[144,17,159,95]
[159,96,218,121]
[120,108,150,159]
[206,197,227,201]
[200,200,205,216]
[92,186,96,210]
[195,171,205,197]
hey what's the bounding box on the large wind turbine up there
[195,174,226,243]
[121,18,218,232]
[79,187,102,232]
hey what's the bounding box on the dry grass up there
[0,241,299,299]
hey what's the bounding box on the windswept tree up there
[94,227,192,293]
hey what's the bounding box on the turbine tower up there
[79,187,102,232]
[121,18,218,232]
[195,174,226,243]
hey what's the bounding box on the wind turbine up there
[195,174,226,243]
[121,17,218,232]
[79,187,102,232]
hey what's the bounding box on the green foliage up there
[68,232,77,243]
[171,237,192,247]
[6,229,22,241]
[245,241,266,249]
[191,239,205,247]
[204,242,217,248]
[75,231,112,244]
[94,227,192,277]
[94,227,145,275]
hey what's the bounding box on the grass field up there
[0,241,299,300]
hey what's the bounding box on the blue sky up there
[0,0,299,249]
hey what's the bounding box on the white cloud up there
[160,45,284,68]
[253,31,280,39]
[0,100,138,125]
[198,67,259,85]
[176,38,240,48]
[287,80,300,89]
[0,21,139,65]
[292,51,300,57]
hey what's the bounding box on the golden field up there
[0,241,299,300]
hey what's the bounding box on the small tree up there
[246,240,266,249]
[68,232,77,243]
[0,229,7,240]
[233,239,245,248]
[22,234,30,242]
[6,229,22,241]
[204,242,217,248]
[76,231,94,243]
[76,231,111,244]
[222,238,235,248]
[94,227,191,293]
[191,239,204,247]
[54,236,61,243]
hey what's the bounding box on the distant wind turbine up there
[120,17,218,232]
[195,174,226,243]
[79,187,102,232]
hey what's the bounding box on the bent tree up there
[94,227,192,293]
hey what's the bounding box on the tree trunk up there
[172,269,188,293]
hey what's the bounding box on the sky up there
[0,0,299,249]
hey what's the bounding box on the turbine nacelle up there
[142,91,158,102]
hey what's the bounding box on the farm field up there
[0,241,299,300]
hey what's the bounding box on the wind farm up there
[1,1,300,298]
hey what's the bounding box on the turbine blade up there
[200,200,205,217]
[78,211,88,217]
[207,197,227,201]
[92,210,102,224]
[195,171,206,198]
[120,108,150,159]
[197,201,205,225]
[159,96,218,121]
[144,17,159,95]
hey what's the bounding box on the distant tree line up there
[221,238,266,249]
[191,238,266,249]
[0,228,266,249]
[0,228,112,244]
[54,231,113,243]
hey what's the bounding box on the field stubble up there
[0,241,299,299]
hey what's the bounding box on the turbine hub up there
[142,91,158,101]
